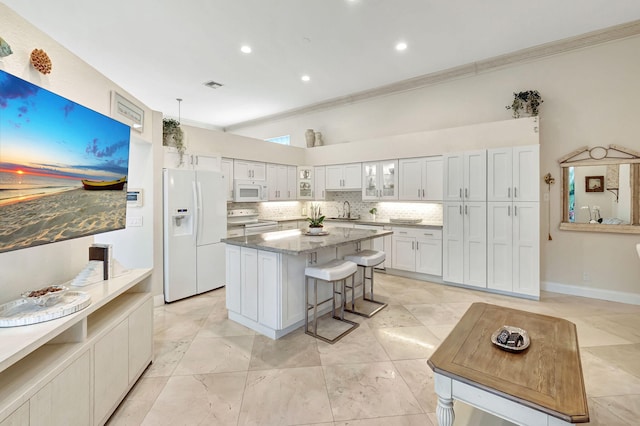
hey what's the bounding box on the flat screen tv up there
[0,70,131,253]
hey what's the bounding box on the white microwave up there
[233,180,268,202]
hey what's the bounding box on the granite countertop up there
[222,226,393,255]
[259,216,442,228]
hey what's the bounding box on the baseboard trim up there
[542,281,640,306]
[153,294,165,307]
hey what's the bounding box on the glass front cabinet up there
[362,160,398,200]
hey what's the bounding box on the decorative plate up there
[304,231,330,236]
[490,325,530,352]
[0,291,91,327]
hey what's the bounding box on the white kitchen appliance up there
[233,179,268,202]
[227,208,278,236]
[163,168,227,302]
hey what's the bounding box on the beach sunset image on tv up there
[0,70,131,253]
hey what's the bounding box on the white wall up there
[231,35,640,299]
[0,4,162,304]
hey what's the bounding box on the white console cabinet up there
[0,269,153,426]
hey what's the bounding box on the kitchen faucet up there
[343,201,351,218]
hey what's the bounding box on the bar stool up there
[344,250,388,317]
[304,259,359,344]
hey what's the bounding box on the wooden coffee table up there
[427,303,589,426]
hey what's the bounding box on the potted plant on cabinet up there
[306,203,325,234]
[505,90,543,118]
[163,118,185,165]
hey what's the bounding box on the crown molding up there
[225,19,640,132]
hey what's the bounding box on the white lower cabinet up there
[442,202,487,288]
[487,202,540,297]
[30,350,91,426]
[391,227,442,276]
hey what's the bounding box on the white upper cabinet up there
[297,167,313,200]
[314,166,326,200]
[443,150,486,202]
[398,156,443,201]
[267,164,297,200]
[164,147,221,171]
[325,163,362,190]
[234,159,266,180]
[487,145,539,202]
[362,160,398,200]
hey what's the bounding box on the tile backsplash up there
[229,191,442,223]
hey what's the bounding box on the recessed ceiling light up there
[240,45,252,54]
[395,42,408,51]
[203,80,224,89]
[301,75,311,82]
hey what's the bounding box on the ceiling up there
[5,0,640,130]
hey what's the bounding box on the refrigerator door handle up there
[192,181,199,245]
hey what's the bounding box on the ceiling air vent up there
[203,80,224,89]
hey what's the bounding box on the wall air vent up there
[203,80,224,89]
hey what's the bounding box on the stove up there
[227,209,278,235]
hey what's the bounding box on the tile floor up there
[108,274,640,425]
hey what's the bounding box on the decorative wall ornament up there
[0,36,12,57]
[30,48,52,74]
[111,91,144,132]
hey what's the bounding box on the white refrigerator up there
[163,168,227,302]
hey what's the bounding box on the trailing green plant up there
[369,207,377,216]
[163,118,185,165]
[306,203,325,227]
[506,90,543,118]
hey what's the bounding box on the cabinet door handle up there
[422,189,425,198]
[412,241,415,250]
[418,189,421,198]
[465,205,468,215]
[399,231,408,234]
[514,205,518,216]
[465,188,468,198]
[508,205,511,216]
[416,242,419,250]
[514,187,518,198]
[508,187,511,198]
[459,205,462,215]
[459,188,462,198]
[424,233,433,236]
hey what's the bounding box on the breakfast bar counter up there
[223,226,392,338]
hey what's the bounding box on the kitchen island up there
[223,226,393,339]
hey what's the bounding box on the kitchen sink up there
[326,216,360,221]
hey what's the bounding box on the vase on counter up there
[309,226,324,235]
[314,131,323,147]
[305,129,315,148]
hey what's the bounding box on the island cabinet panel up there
[226,245,242,313]
[241,248,259,321]
[30,350,91,426]
[258,251,280,329]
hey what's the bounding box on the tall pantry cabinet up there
[442,150,487,288]
[486,145,540,296]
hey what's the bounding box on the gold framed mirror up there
[559,145,640,234]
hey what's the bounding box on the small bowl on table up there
[22,285,68,307]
